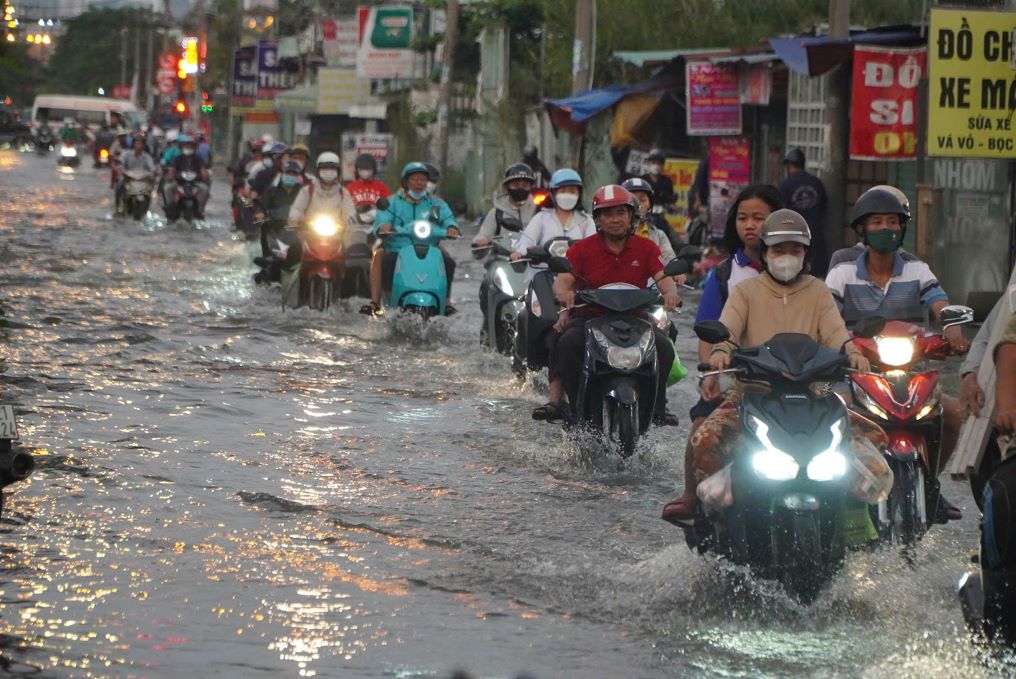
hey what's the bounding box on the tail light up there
[532,189,550,208]
[99,149,109,160]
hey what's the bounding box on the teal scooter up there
[381,215,454,319]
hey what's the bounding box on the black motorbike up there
[0,404,35,518]
[472,215,528,356]
[168,170,203,223]
[547,256,685,457]
[35,125,55,155]
[676,317,887,603]
[513,236,573,377]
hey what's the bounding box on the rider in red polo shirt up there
[532,184,682,424]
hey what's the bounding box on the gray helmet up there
[784,147,806,166]
[761,209,812,247]
[850,187,910,246]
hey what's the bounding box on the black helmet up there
[850,187,910,244]
[621,177,655,209]
[424,163,440,182]
[502,162,536,186]
[647,148,666,163]
[784,147,806,166]
[354,153,377,172]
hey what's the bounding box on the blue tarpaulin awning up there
[543,76,678,135]
[769,26,925,76]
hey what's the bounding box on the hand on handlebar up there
[662,291,681,312]
[556,290,576,310]
[708,351,731,371]
[945,325,970,355]
[447,226,461,239]
[848,352,870,373]
[377,224,393,235]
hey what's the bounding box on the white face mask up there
[647,163,662,175]
[319,169,338,183]
[182,148,194,156]
[555,193,579,211]
[767,254,804,282]
[357,168,373,180]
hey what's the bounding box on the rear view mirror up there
[548,256,573,274]
[939,305,974,327]
[663,258,689,277]
[694,320,731,345]
[375,197,389,211]
[853,315,887,339]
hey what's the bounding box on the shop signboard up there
[707,136,751,236]
[356,6,415,80]
[849,46,926,160]
[686,61,742,136]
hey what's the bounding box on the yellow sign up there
[181,36,199,75]
[663,158,699,237]
[927,9,1016,158]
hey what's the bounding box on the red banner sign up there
[707,136,751,234]
[849,45,926,160]
[686,61,742,136]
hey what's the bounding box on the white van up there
[31,95,146,133]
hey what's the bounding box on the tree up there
[0,41,43,107]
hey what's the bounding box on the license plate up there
[0,405,19,440]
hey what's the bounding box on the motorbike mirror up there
[853,315,888,340]
[471,244,491,260]
[694,320,731,345]
[375,197,389,211]
[663,259,689,277]
[939,304,974,328]
[548,256,573,274]
[500,216,524,232]
[526,246,548,260]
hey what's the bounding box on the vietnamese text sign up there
[231,46,257,108]
[928,8,1016,158]
[850,46,926,160]
[323,18,358,67]
[686,61,742,136]
[708,136,751,234]
[663,158,699,237]
[257,40,296,100]
[356,6,415,80]
[318,68,375,114]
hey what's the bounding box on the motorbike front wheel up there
[131,198,149,221]
[600,398,639,458]
[876,460,927,546]
[309,278,333,312]
[775,511,827,604]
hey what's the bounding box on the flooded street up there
[0,149,997,677]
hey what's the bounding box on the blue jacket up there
[372,190,457,253]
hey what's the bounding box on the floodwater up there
[0,149,999,677]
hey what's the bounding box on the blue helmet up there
[176,133,193,145]
[549,168,583,190]
[400,161,430,183]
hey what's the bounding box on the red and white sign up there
[849,45,926,160]
[322,18,358,67]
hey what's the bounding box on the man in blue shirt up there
[360,161,461,315]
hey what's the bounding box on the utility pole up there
[120,25,128,88]
[435,0,459,174]
[569,0,595,167]
[823,0,850,254]
[133,24,141,105]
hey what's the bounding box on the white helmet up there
[166,129,179,142]
[316,151,340,168]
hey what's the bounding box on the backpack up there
[715,257,734,305]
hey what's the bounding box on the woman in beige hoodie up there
[662,210,872,522]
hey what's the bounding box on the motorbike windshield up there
[577,286,660,313]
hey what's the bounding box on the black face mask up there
[507,188,530,203]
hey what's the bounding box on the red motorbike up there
[848,306,973,544]
[281,214,346,311]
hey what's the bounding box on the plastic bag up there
[849,437,894,504]
[696,465,734,516]
[667,340,689,386]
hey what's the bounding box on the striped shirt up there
[825,252,947,326]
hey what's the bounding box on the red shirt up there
[345,178,390,206]
[567,233,664,290]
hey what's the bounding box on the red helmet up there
[591,184,638,214]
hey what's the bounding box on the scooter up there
[35,126,55,155]
[513,236,573,375]
[94,144,112,169]
[472,215,528,356]
[849,305,974,545]
[381,210,454,319]
[234,191,260,241]
[57,140,80,168]
[675,317,892,604]
[168,170,204,223]
[279,214,346,311]
[123,168,155,221]
[0,404,36,519]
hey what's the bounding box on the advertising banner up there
[927,8,1016,158]
[708,136,751,235]
[341,132,393,181]
[322,18,358,67]
[356,6,415,80]
[849,46,926,160]
[317,68,375,114]
[686,61,742,136]
[256,40,296,100]
[231,46,258,108]
[663,158,700,237]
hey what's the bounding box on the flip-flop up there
[532,402,564,422]
[661,496,697,524]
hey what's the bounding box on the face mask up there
[294,159,306,170]
[264,158,274,168]
[555,193,579,211]
[426,181,437,194]
[182,148,194,156]
[408,189,428,201]
[357,169,373,180]
[767,254,805,283]
[281,175,299,187]
[647,163,662,175]
[508,188,530,204]
[867,228,901,254]
[319,169,338,183]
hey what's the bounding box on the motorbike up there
[675,317,891,603]
[341,203,377,299]
[848,305,974,545]
[35,126,55,155]
[0,404,36,518]
[168,170,204,223]
[94,144,112,169]
[513,236,573,376]
[280,214,347,311]
[234,191,260,240]
[472,215,528,356]
[546,256,686,457]
[381,209,454,319]
[123,168,155,221]
[57,140,80,168]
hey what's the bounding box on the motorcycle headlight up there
[60,146,77,157]
[592,328,653,371]
[413,221,432,239]
[748,416,800,481]
[650,307,669,331]
[807,450,848,481]
[492,267,514,296]
[875,336,915,367]
[310,215,339,237]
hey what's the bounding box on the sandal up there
[652,410,680,427]
[661,495,697,525]
[444,304,458,316]
[359,301,381,316]
[532,401,564,422]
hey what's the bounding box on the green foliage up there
[0,41,43,106]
